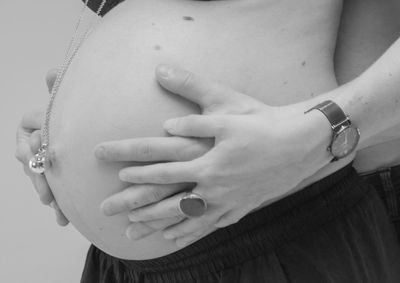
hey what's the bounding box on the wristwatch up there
[305,100,360,161]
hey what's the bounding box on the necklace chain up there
[29,0,107,174]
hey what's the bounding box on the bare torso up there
[45,0,399,260]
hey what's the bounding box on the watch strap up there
[305,100,349,129]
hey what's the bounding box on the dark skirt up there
[80,164,400,283]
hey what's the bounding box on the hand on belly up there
[95,65,334,247]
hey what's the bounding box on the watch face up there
[331,126,360,159]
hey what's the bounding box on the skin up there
[15,0,400,251]
[30,0,344,260]
[95,0,400,246]
[15,69,68,226]
[97,57,400,246]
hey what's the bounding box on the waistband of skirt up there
[115,163,372,278]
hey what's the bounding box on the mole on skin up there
[183,16,195,21]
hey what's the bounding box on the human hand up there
[15,69,69,226]
[124,65,334,246]
[97,65,333,246]
[95,136,213,239]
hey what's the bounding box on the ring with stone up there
[178,192,208,218]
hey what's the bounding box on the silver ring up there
[178,192,207,218]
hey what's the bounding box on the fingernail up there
[176,240,189,248]
[163,232,175,240]
[126,227,142,240]
[126,228,133,240]
[157,65,172,79]
[119,170,128,182]
[128,212,139,222]
[94,146,105,160]
[163,119,176,131]
[101,201,113,216]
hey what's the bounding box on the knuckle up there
[173,203,183,216]
[178,139,207,160]
[196,189,213,202]
[195,165,208,182]
[213,118,229,136]
[15,148,24,163]
[146,186,164,203]
[119,190,136,210]
[21,112,43,129]
[179,71,195,91]
[157,170,172,183]
[135,141,152,160]
[122,197,137,211]
[196,161,217,182]
[197,215,215,227]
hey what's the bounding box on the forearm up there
[300,37,400,150]
[339,38,400,147]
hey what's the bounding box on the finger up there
[33,174,55,205]
[16,115,41,163]
[51,201,69,226]
[29,130,42,154]
[214,209,248,228]
[119,161,199,184]
[162,210,224,240]
[128,192,186,222]
[55,210,70,226]
[15,133,32,164]
[126,222,155,240]
[156,64,239,110]
[101,183,192,216]
[175,226,215,248]
[23,165,54,205]
[126,216,184,240]
[46,68,59,93]
[95,137,213,162]
[163,115,223,138]
[20,112,43,131]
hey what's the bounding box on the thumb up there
[45,68,59,93]
[155,64,239,112]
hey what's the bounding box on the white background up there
[0,1,93,282]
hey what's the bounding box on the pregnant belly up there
[45,0,341,259]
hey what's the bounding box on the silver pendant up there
[29,144,47,175]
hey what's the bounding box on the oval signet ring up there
[178,192,207,218]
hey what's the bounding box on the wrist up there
[302,109,333,165]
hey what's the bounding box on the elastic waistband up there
[113,163,372,280]
[360,163,400,181]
